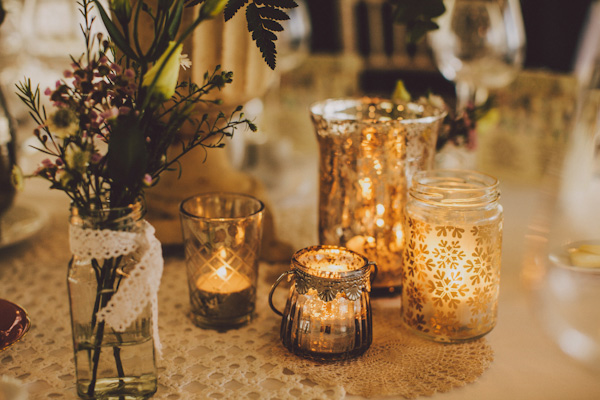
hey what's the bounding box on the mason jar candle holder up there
[402,170,503,342]
[269,245,377,361]
[180,193,264,330]
[310,97,446,296]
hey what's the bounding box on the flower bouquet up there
[15,0,296,397]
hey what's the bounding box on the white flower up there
[427,93,446,110]
[180,54,192,70]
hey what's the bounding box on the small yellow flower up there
[142,41,183,102]
[10,165,24,191]
[47,108,78,139]
[64,143,91,175]
[55,169,73,187]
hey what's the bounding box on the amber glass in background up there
[269,245,376,361]
[402,170,503,342]
[310,97,446,296]
[180,192,264,330]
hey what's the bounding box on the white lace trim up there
[69,221,163,355]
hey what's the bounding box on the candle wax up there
[196,268,251,294]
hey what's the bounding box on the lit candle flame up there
[219,248,228,259]
[216,265,228,279]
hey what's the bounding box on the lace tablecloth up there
[0,205,493,399]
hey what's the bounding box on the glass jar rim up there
[179,192,265,222]
[310,96,447,125]
[70,197,146,219]
[291,245,372,280]
[410,169,500,207]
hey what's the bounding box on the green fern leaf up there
[258,6,289,21]
[262,19,283,32]
[224,0,250,20]
[247,3,276,69]
[255,0,298,8]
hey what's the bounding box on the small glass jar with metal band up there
[269,245,377,360]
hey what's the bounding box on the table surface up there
[2,57,600,399]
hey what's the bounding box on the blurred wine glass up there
[428,0,525,110]
[523,54,600,371]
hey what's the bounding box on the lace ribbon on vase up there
[69,221,164,354]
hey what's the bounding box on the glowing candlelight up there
[180,193,264,330]
[402,170,503,342]
[269,245,376,360]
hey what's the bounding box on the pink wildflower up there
[64,70,73,78]
[100,107,119,120]
[111,63,122,74]
[118,106,131,115]
[91,153,103,163]
[143,174,153,187]
[44,87,52,96]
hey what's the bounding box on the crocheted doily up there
[275,300,494,399]
[0,211,493,399]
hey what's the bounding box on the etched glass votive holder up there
[180,193,264,329]
[402,170,503,342]
[269,245,377,361]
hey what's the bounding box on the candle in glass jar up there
[180,193,264,330]
[402,170,503,342]
[195,264,251,293]
[190,262,256,328]
[270,245,375,361]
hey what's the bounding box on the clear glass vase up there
[67,201,157,399]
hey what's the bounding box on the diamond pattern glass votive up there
[180,193,264,329]
[402,170,503,342]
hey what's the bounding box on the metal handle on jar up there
[268,270,294,317]
[368,261,378,284]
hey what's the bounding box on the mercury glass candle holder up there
[402,170,503,342]
[310,97,446,296]
[180,193,264,329]
[269,245,377,361]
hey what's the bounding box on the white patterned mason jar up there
[402,170,503,342]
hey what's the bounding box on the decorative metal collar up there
[291,264,375,302]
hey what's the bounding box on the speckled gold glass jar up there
[310,97,446,296]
